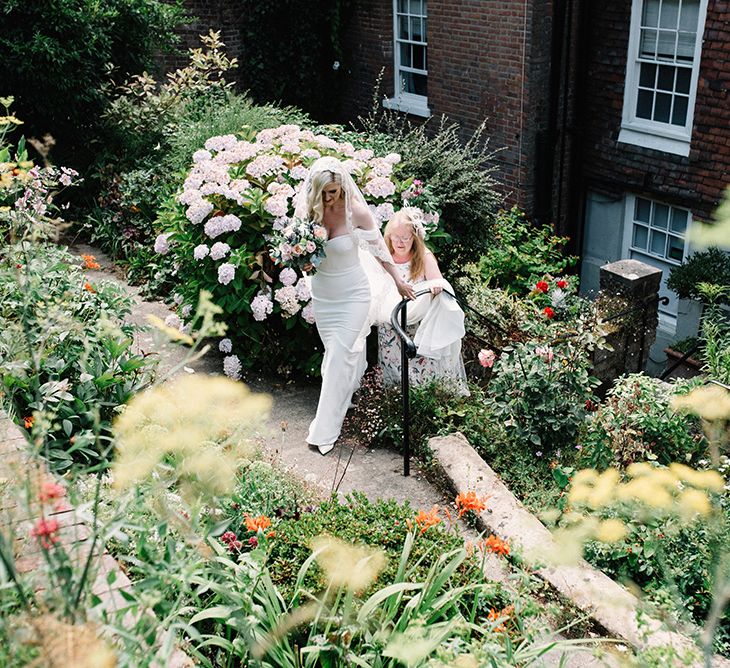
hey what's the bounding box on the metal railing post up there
[401,300,410,477]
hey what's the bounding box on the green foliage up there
[698,285,730,384]
[487,340,599,457]
[477,206,577,294]
[580,374,708,470]
[359,100,502,271]
[257,492,488,603]
[238,0,358,121]
[667,247,730,305]
[0,243,153,471]
[0,0,186,165]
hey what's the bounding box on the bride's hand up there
[397,280,416,301]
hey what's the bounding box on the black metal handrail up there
[390,287,462,476]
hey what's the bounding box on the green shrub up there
[0,244,153,471]
[667,247,730,305]
[0,0,185,166]
[580,374,707,470]
[477,206,577,294]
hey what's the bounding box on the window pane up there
[670,208,688,233]
[657,65,675,90]
[677,32,696,60]
[400,43,412,67]
[679,0,700,31]
[636,197,652,223]
[653,203,669,229]
[668,235,685,261]
[675,67,691,93]
[423,18,428,39]
[640,28,658,57]
[412,44,425,70]
[403,71,427,96]
[640,62,657,87]
[659,0,679,29]
[656,30,677,59]
[398,15,409,39]
[411,17,423,41]
[642,0,660,27]
[398,0,408,12]
[637,89,654,119]
[650,230,667,255]
[633,224,649,250]
[654,92,672,122]
[410,0,422,15]
[672,95,688,125]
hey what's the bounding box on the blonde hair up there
[305,168,343,223]
[384,209,428,281]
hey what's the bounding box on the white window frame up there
[621,193,693,330]
[383,0,431,118]
[618,0,709,157]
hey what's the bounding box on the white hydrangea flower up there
[193,244,209,260]
[192,149,212,163]
[264,196,289,218]
[204,134,238,153]
[223,355,242,380]
[295,277,311,301]
[210,242,231,260]
[250,293,274,321]
[219,338,232,353]
[274,285,301,315]
[154,233,172,255]
[217,263,236,285]
[164,313,182,330]
[302,301,315,324]
[279,267,297,286]
[290,165,309,180]
[364,176,396,199]
[186,199,214,225]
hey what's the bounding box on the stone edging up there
[428,432,730,668]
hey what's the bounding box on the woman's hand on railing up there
[430,285,443,295]
[397,279,416,301]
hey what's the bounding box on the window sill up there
[617,126,690,157]
[382,96,431,118]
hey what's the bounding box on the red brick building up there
[167,0,728,345]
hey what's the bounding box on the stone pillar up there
[592,259,663,392]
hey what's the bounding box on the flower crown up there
[400,207,426,239]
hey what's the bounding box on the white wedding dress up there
[306,234,371,446]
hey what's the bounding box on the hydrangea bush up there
[155,123,444,376]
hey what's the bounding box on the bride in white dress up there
[294,157,415,455]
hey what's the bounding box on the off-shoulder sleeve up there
[354,226,395,264]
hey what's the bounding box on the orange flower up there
[266,530,276,539]
[479,534,510,557]
[83,282,96,293]
[455,491,489,517]
[23,415,34,429]
[244,514,272,532]
[414,505,441,534]
[81,254,100,270]
[487,604,514,633]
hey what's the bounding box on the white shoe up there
[317,443,335,456]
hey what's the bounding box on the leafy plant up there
[477,206,577,294]
[580,374,708,471]
[667,247,730,305]
[697,284,730,384]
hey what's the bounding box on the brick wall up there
[157,0,243,86]
[577,0,730,223]
[339,0,555,214]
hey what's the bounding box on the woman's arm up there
[424,251,443,295]
[352,205,415,300]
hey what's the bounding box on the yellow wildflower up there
[669,463,725,492]
[311,535,386,593]
[595,518,627,543]
[572,468,599,485]
[679,488,712,518]
[617,478,673,509]
[670,384,730,421]
[587,468,620,509]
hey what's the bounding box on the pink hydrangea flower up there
[478,349,496,368]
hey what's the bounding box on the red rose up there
[543,306,555,319]
[535,280,549,293]
[557,279,568,289]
